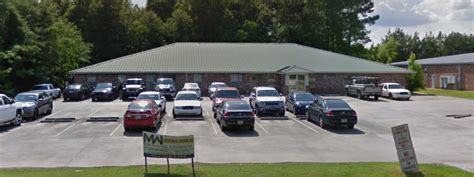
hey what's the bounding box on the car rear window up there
[66,85,81,89]
[175,93,199,100]
[126,80,142,85]
[128,101,151,110]
[32,85,48,90]
[137,94,160,100]
[295,93,315,101]
[226,102,251,110]
[215,90,240,98]
[326,100,350,109]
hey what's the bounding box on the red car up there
[124,100,161,131]
[212,87,242,111]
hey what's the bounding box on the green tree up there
[406,53,424,92]
[376,36,399,64]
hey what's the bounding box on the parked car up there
[123,100,162,131]
[0,93,23,126]
[212,87,241,111]
[91,82,119,101]
[249,87,285,116]
[183,82,201,97]
[31,83,61,99]
[208,82,226,97]
[286,91,315,115]
[63,84,92,101]
[14,91,53,121]
[306,96,357,129]
[122,78,145,101]
[345,76,382,100]
[381,82,411,100]
[154,78,176,100]
[137,91,167,113]
[214,100,255,131]
[172,91,202,118]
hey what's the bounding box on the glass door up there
[288,74,306,92]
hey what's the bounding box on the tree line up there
[0,0,472,95]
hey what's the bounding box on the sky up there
[132,0,473,45]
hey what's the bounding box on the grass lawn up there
[0,163,472,177]
[417,88,474,100]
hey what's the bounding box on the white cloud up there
[368,0,474,45]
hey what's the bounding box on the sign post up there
[143,131,195,176]
[392,124,419,173]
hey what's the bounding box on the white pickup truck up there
[0,93,23,126]
[31,84,62,99]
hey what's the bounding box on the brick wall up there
[73,72,407,95]
[308,73,408,94]
[422,64,473,90]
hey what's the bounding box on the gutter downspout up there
[458,64,461,90]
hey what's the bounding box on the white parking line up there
[163,118,169,135]
[87,109,100,117]
[0,126,23,138]
[289,117,320,133]
[109,124,122,136]
[255,121,270,135]
[55,120,82,136]
[209,119,218,135]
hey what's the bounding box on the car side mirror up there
[199,97,203,101]
[161,96,166,100]
[279,93,283,96]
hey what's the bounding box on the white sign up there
[392,124,419,173]
[143,132,194,159]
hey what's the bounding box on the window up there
[2,96,11,104]
[230,74,242,87]
[87,75,96,82]
[118,75,126,83]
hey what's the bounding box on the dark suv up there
[122,78,145,101]
[154,78,176,100]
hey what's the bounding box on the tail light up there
[144,110,153,118]
[223,112,231,118]
[124,111,132,118]
[325,111,334,117]
[251,112,256,117]
[352,111,357,117]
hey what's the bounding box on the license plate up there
[341,119,347,123]
[237,120,244,125]
[134,115,143,119]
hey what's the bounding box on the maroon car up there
[124,100,162,131]
[212,87,242,111]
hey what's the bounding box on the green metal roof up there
[70,43,411,74]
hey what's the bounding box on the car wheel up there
[199,109,203,117]
[357,91,362,99]
[124,127,131,132]
[374,96,379,100]
[47,104,53,114]
[319,116,326,129]
[279,111,285,117]
[306,112,310,121]
[249,125,254,131]
[213,112,217,119]
[389,93,393,99]
[172,110,176,119]
[81,94,85,100]
[13,113,23,126]
[255,106,260,117]
[219,120,226,131]
[345,89,349,96]
[347,124,355,129]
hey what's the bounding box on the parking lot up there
[0,95,472,172]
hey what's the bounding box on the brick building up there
[392,53,474,91]
[70,43,411,95]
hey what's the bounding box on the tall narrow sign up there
[392,124,419,173]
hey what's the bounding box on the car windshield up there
[175,93,199,100]
[156,79,173,85]
[212,83,226,88]
[126,80,142,85]
[96,83,112,89]
[137,94,160,100]
[128,102,151,110]
[388,84,403,89]
[295,93,315,101]
[32,85,48,90]
[66,85,81,89]
[326,100,350,109]
[226,102,251,110]
[215,90,240,98]
[14,94,37,102]
[257,90,279,97]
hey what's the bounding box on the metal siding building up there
[71,43,412,94]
